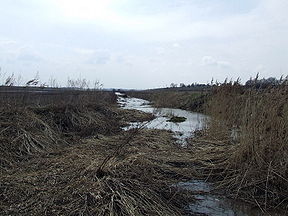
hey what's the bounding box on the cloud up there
[0,39,18,47]
[85,50,111,65]
[0,0,287,88]
[74,48,96,55]
[0,41,44,64]
[202,56,217,66]
[17,53,43,62]
[254,64,266,73]
[217,61,231,68]
[172,43,180,48]
[201,56,231,68]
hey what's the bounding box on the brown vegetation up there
[0,89,120,170]
[0,88,196,215]
[1,129,195,215]
[189,82,288,211]
[127,90,207,112]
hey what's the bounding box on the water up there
[176,180,285,216]
[116,92,285,216]
[116,92,207,145]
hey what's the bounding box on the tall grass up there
[196,81,288,210]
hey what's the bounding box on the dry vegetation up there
[189,82,288,211]
[127,81,288,212]
[0,89,120,170]
[2,81,288,214]
[127,90,207,112]
[1,129,197,215]
[0,88,196,215]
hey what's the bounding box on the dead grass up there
[0,89,121,170]
[189,82,288,210]
[116,108,154,124]
[0,129,196,215]
[0,88,198,215]
[127,90,206,112]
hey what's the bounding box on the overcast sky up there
[0,0,287,88]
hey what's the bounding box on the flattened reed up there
[0,88,119,169]
[0,87,193,215]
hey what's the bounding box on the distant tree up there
[170,83,177,88]
[179,83,186,88]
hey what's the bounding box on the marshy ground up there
[0,89,196,215]
[1,84,288,215]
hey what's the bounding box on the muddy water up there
[116,93,284,216]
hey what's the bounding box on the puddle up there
[116,92,207,145]
[176,180,285,216]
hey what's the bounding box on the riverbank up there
[1,86,288,215]
[118,91,288,215]
[127,84,288,213]
[127,90,207,112]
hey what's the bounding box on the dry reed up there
[191,82,288,210]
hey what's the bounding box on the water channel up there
[116,92,284,216]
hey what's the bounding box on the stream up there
[116,92,284,216]
[117,92,207,145]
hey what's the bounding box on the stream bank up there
[117,92,284,216]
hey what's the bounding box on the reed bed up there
[0,88,120,170]
[190,82,288,211]
[1,129,195,215]
[0,87,195,215]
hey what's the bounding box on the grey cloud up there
[86,50,111,65]
[201,56,231,68]
[17,53,43,62]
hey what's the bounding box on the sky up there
[0,0,287,89]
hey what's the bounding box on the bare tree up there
[170,83,177,88]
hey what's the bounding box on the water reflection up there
[117,93,285,216]
[177,180,284,216]
[117,93,207,145]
